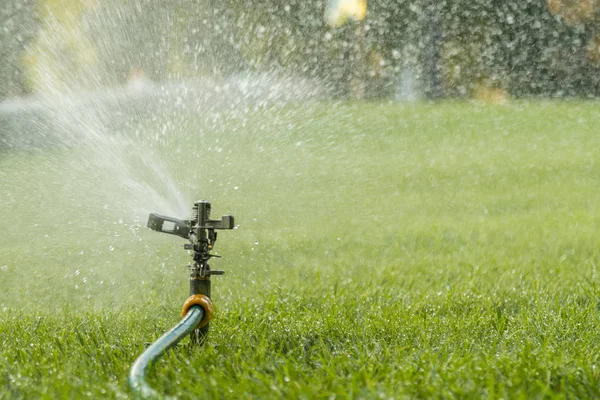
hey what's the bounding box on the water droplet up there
[109,246,115,251]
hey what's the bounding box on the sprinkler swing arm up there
[129,200,235,397]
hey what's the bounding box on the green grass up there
[1,100,600,398]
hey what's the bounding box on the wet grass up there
[1,100,600,398]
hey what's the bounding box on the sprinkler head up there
[147,200,235,276]
[147,201,234,239]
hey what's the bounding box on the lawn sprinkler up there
[147,200,235,340]
[129,200,235,397]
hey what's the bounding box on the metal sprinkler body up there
[147,200,235,342]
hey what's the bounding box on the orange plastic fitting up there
[181,294,214,329]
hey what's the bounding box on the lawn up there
[1,101,600,398]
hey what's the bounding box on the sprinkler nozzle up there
[147,213,190,239]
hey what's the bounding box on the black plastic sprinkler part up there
[129,200,235,398]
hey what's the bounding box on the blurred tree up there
[547,0,600,66]
[10,0,600,99]
[547,0,597,25]
[0,0,38,99]
[422,0,443,98]
[546,0,600,95]
[325,0,368,98]
[23,0,99,93]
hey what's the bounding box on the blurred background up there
[3,0,600,104]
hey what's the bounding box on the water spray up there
[129,200,235,397]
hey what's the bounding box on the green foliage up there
[23,0,101,93]
[2,101,600,397]
[7,0,600,99]
[0,0,38,98]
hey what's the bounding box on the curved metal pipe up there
[129,305,205,398]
